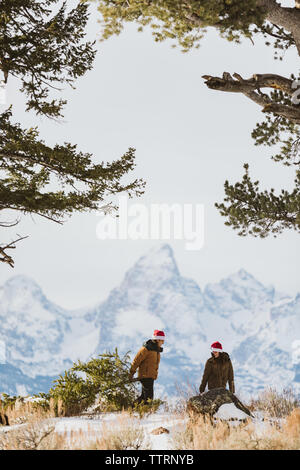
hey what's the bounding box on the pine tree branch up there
[203,72,294,95]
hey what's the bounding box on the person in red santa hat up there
[199,341,235,394]
[129,329,165,404]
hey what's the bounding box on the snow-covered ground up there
[52,402,282,449]
[0,403,285,450]
[0,410,186,449]
[54,411,186,450]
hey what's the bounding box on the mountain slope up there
[0,275,99,380]
[0,363,56,396]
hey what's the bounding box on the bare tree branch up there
[202,72,300,124]
[0,218,20,228]
[0,235,29,267]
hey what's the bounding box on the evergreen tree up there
[92,0,300,55]
[0,0,96,118]
[0,1,145,266]
[49,350,138,415]
[91,0,300,237]
[203,72,300,237]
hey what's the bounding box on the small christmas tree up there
[49,349,138,416]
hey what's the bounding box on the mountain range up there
[0,243,299,399]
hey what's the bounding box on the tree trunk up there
[258,0,300,53]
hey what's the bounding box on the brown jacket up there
[199,352,235,394]
[130,340,161,380]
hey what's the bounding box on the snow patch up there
[214,403,250,421]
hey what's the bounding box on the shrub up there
[172,408,300,450]
[0,393,19,411]
[0,394,55,425]
[130,398,165,418]
[249,387,300,418]
[1,350,139,419]
[283,408,300,438]
[88,414,150,450]
[0,419,56,450]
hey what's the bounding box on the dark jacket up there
[199,352,235,394]
[130,340,162,380]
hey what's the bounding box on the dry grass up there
[165,381,198,415]
[3,410,299,450]
[1,387,299,450]
[248,387,300,418]
[283,408,300,438]
[0,399,56,425]
[2,408,300,450]
[0,418,58,450]
[86,415,150,450]
[0,412,150,450]
[172,409,300,450]
[53,412,150,450]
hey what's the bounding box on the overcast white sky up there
[0,1,299,310]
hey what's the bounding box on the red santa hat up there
[211,341,223,352]
[152,330,165,341]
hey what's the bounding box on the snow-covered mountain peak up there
[135,243,178,271]
[122,243,180,290]
[236,268,253,279]
[1,274,43,299]
[203,267,280,317]
[0,273,67,322]
[0,274,52,316]
[0,273,100,379]
[225,268,264,288]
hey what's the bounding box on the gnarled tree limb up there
[202,72,300,124]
